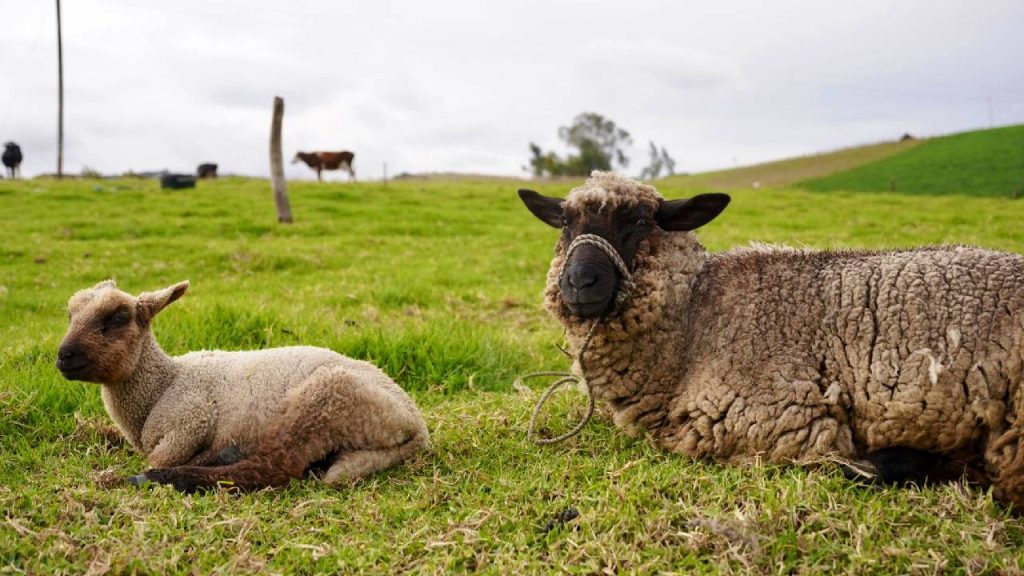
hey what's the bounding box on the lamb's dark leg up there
[129,445,244,490]
[133,450,302,493]
[186,444,243,467]
[841,447,969,485]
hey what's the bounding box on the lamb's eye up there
[636,218,651,228]
[103,309,129,331]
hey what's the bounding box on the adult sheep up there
[519,171,1024,509]
[56,279,428,492]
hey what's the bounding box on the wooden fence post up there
[269,96,293,223]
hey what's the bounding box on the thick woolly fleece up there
[544,172,1024,506]
[65,283,428,491]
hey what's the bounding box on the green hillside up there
[800,124,1024,197]
[659,139,921,191]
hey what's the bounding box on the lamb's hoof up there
[128,473,150,488]
[142,467,205,494]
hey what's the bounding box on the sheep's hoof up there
[128,473,151,488]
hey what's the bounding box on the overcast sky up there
[2,0,1023,180]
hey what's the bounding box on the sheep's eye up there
[636,218,650,227]
[560,216,568,228]
[103,309,129,331]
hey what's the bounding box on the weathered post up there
[269,96,293,223]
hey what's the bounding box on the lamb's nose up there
[57,343,80,362]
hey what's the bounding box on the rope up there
[522,321,598,444]
[564,234,636,309]
[521,233,635,445]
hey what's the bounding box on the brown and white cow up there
[292,151,356,182]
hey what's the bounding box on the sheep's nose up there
[567,269,598,290]
[58,343,81,362]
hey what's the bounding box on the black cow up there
[197,163,218,179]
[2,142,23,179]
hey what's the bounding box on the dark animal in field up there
[196,163,218,179]
[292,151,356,181]
[160,174,196,189]
[520,171,1024,511]
[3,142,23,179]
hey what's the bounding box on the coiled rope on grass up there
[521,234,634,445]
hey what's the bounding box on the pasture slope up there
[659,139,921,191]
[1,162,1023,573]
[801,124,1024,197]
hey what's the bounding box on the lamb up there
[519,171,1024,509]
[56,279,428,493]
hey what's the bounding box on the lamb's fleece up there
[59,280,428,491]
[544,172,1024,505]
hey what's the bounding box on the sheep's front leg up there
[128,430,209,488]
[136,401,212,470]
[145,430,208,468]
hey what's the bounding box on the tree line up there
[526,112,677,180]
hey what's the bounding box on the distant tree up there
[558,112,633,172]
[660,145,676,176]
[639,141,677,180]
[527,112,633,177]
[526,142,569,178]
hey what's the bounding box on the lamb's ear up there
[518,189,564,228]
[138,280,189,321]
[655,193,731,231]
[93,279,116,290]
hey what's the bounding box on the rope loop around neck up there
[521,233,636,445]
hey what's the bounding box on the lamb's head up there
[56,279,188,384]
[519,172,729,319]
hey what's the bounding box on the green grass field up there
[802,124,1024,197]
[1,169,1023,573]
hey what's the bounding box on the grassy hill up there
[800,124,1024,197]
[2,176,1024,573]
[658,139,921,191]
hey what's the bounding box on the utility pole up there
[56,0,64,178]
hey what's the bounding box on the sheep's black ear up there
[655,193,731,231]
[518,189,564,228]
[138,280,189,321]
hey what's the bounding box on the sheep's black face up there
[557,202,656,318]
[518,188,731,319]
